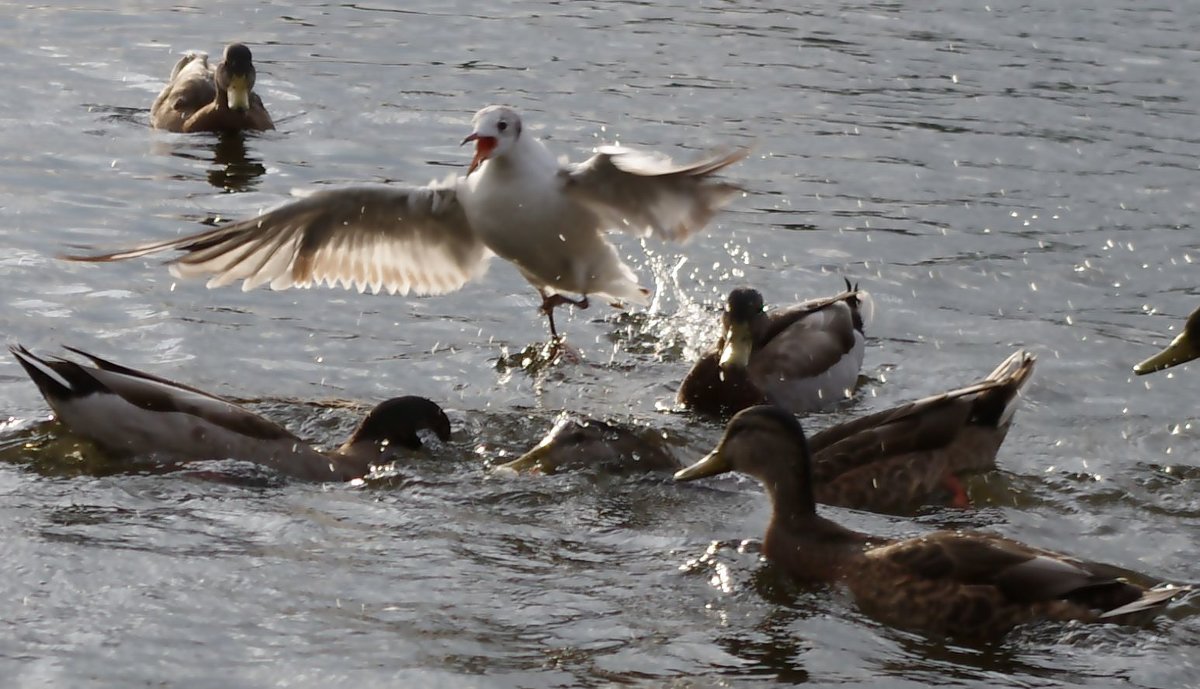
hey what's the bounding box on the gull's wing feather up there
[64,180,490,296]
[562,146,748,241]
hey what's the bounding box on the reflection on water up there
[206,133,267,192]
[154,132,267,192]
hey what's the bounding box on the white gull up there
[67,105,748,339]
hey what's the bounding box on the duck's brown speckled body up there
[805,349,1036,514]
[496,415,680,475]
[676,406,1185,638]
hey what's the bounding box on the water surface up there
[2,1,1200,686]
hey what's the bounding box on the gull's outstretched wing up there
[65,180,490,296]
[562,145,748,241]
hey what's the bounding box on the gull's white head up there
[461,105,523,174]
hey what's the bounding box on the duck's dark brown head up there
[725,287,765,323]
[340,395,452,457]
[676,405,817,515]
[216,43,257,111]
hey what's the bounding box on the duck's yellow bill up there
[1134,330,1199,375]
[227,75,251,111]
[674,449,732,481]
[718,323,753,370]
[495,443,552,475]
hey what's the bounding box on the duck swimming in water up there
[676,405,1186,638]
[799,348,1036,514]
[10,345,449,481]
[150,43,274,133]
[678,282,872,418]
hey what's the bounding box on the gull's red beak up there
[462,133,497,175]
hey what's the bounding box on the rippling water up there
[3,1,1200,686]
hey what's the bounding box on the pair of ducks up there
[684,292,1195,638]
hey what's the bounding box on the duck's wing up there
[873,532,1153,612]
[562,145,748,241]
[248,92,275,130]
[62,182,489,297]
[760,283,874,339]
[10,345,294,442]
[808,349,1036,478]
[60,345,226,399]
[747,295,863,385]
[150,51,216,131]
[853,531,1183,636]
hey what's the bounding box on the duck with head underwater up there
[675,405,1187,638]
[10,345,449,482]
[151,43,274,133]
[679,280,872,418]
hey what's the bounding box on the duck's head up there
[718,287,766,371]
[338,395,452,458]
[215,43,257,112]
[675,405,815,510]
[462,105,523,174]
[497,415,678,475]
[1134,306,1200,375]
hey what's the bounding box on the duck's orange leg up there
[942,472,971,508]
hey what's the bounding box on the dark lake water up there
[3,1,1200,686]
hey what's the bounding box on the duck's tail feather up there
[10,345,72,398]
[9,345,105,403]
[979,349,1037,429]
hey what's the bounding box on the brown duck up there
[675,405,1185,638]
[678,282,872,419]
[151,43,275,133]
[495,414,681,475]
[800,348,1036,514]
[1134,305,1200,375]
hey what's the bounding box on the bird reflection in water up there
[205,132,267,192]
[156,131,267,192]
